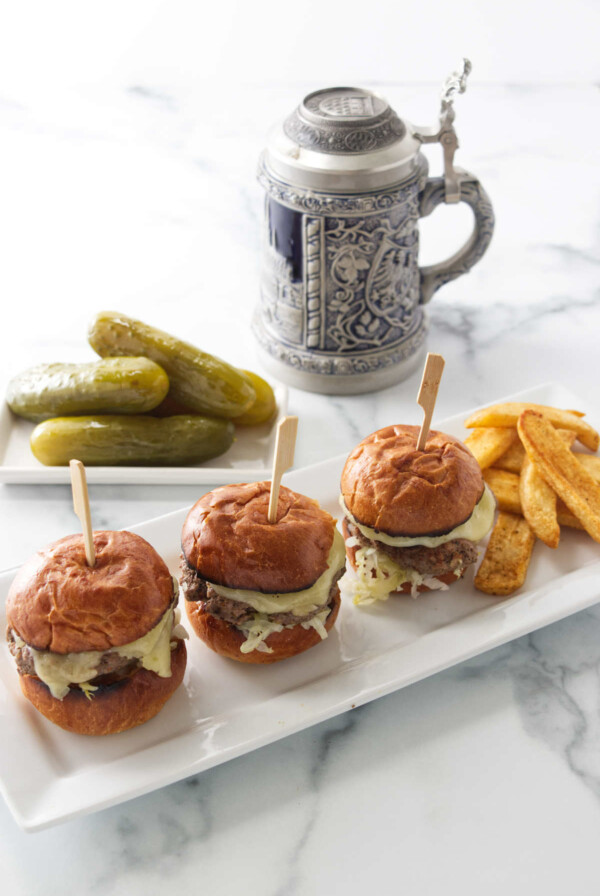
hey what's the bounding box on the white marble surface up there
[1,78,600,893]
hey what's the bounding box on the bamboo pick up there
[416,353,446,451]
[268,416,299,523]
[70,459,95,567]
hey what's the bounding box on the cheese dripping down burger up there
[339,425,496,604]
[180,481,345,663]
[5,530,188,735]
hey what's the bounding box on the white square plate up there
[0,385,287,484]
[1,382,600,832]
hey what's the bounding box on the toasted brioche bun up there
[341,425,483,537]
[6,530,174,653]
[181,481,336,593]
[341,519,464,595]
[185,589,340,664]
[18,640,187,735]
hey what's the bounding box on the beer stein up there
[253,61,494,394]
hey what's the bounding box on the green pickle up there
[232,370,277,426]
[7,358,169,422]
[30,415,235,466]
[88,311,255,419]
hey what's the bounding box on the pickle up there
[88,312,255,419]
[30,415,235,466]
[7,358,169,422]
[232,370,277,426]
[153,370,277,425]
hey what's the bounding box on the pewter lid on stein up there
[262,86,425,193]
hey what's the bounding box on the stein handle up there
[418,173,494,304]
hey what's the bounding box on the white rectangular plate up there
[0,385,287,484]
[2,382,600,832]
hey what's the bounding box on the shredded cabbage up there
[339,540,452,606]
[237,607,332,654]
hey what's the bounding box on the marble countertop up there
[1,81,600,893]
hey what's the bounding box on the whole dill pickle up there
[30,415,235,466]
[7,358,169,422]
[232,370,277,426]
[88,311,255,419]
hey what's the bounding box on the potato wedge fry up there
[483,468,522,514]
[519,429,576,549]
[465,403,599,451]
[517,410,600,543]
[520,454,559,548]
[557,499,585,531]
[464,426,518,469]
[474,512,536,596]
[483,468,585,531]
[576,454,600,481]
[494,440,526,473]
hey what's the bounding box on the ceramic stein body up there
[253,81,494,394]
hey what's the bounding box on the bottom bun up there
[342,518,464,595]
[18,640,187,735]
[186,589,341,664]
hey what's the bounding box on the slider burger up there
[339,425,495,604]
[5,530,187,735]
[180,481,345,663]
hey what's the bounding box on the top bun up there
[181,481,335,593]
[341,425,484,536]
[6,530,174,653]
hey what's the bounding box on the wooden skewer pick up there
[268,416,299,523]
[70,459,96,567]
[416,353,446,451]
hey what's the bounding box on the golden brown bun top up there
[181,481,335,593]
[341,425,484,536]
[6,530,173,654]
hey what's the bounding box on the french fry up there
[494,440,526,473]
[483,468,585,532]
[557,499,585,531]
[519,429,576,549]
[520,454,559,548]
[464,426,518,469]
[474,511,536,596]
[577,454,600,481]
[465,403,599,452]
[483,468,522,514]
[517,410,600,543]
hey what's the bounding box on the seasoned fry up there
[464,403,599,451]
[494,440,526,473]
[519,429,576,549]
[577,454,600,481]
[482,468,585,531]
[517,410,600,543]
[483,468,522,514]
[557,499,585,531]
[474,511,536,596]
[464,426,518,469]
[520,453,559,548]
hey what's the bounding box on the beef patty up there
[345,519,478,577]
[180,554,343,627]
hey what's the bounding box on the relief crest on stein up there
[254,61,494,394]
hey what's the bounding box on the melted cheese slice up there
[208,529,346,617]
[339,484,495,548]
[29,605,187,700]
